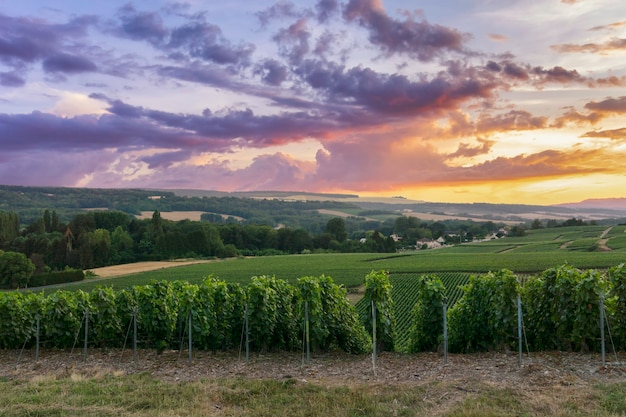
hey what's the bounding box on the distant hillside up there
[556,198,626,211]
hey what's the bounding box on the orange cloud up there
[552,38,626,54]
[590,21,626,31]
[488,33,508,42]
[582,128,626,140]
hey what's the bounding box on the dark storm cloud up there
[42,53,98,73]
[342,0,467,60]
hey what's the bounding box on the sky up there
[1,0,625,205]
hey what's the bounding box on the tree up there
[43,209,51,233]
[326,218,347,242]
[0,251,35,289]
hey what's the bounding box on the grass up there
[1,373,625,416]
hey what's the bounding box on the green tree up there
[43,209,51,233]
[0,251,36,289]
[326,218,348,242]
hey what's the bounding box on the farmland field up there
[62,225,626,294]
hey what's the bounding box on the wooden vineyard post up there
[517,294,523,366]
[600,293,606,366]
[372,300,377,375]
[35,313,40,362]
[83,308,89,361]
[188,311,193,363]
[443,298,448,365]
[305,301,310,364]
[133,308,138,362]
[245,303,249,364]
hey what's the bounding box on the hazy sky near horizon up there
[1,0,625,204]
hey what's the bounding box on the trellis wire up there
[69,309,88,360]
[119,311,135,363]
[238,303,249,363]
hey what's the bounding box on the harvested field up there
[87,260,212,278]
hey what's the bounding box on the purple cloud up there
[42,53,98,73]
[342,0,467,60]
[273,18,311,65]
[256,1,302,27]
[315,0,339,23]
[0,71,25,87]
[255,59,289,86]
[114,4,168,45]
[297,60,495,115]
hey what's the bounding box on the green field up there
[62,225,626,294]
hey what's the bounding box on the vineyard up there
[4,263,626,358]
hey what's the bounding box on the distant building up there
[416,239,441,249]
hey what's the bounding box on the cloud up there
[0,13,95,75]
[109,5,255,67]
[582,128,626,140]
[255,59,289,86]
[272,18,311,65]
[168,21,255,65]
[488,33,508,42]
[342,0,468,60]
[552,38,626,54]
[552,108,603,127]
[297,60,496,115]
[476,110,548,134]
[0,71,25,87]
[590,21,626,31]
[447,138,493,159]
[315,0,339,23]
[485,60,588,85]
[42,53,98,73]
[113,4,168,45]
[584,96,626,113]
[256,1,301,27]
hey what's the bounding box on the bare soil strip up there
[2,349,625,388]
[87,260,212,279]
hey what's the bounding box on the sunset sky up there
[1,0,625,205]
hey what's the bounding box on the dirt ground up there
[87,260,212,279]
[2,348,625,389]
